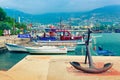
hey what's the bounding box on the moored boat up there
[5,43,27,52]
[32,28,86,45]
[95,46,115,56]
[96,50,115,56]
[35,40,85,46]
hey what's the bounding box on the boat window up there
[57,32,63,36]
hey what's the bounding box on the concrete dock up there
[0,55,120,80]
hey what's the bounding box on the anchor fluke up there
[70,62,113,73]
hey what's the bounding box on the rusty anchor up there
[70,28,113,73]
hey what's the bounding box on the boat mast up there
[60,17,62,29]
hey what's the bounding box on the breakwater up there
[0,35,30,52]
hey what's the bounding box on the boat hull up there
[34,40,85,46]
[26,46,67,54]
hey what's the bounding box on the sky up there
[0,0,120,14]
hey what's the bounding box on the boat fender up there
[93,46,96,51]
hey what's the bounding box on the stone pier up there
[0,55,120,80]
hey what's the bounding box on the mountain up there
[4,8,83,24]
[78,5,120,26]
[3,5,120,25]
[31,12,83,24]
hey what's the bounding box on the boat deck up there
[0,55,120,80]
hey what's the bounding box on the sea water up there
[68,33,120,56]
[0,33,120,70]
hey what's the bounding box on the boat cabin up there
[56,29,82,40]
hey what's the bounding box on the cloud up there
[0,0,120,14]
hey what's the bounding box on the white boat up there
[25,46,67,54]
[5,43,27,52]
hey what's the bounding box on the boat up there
[96,50,115,56]
[18,33,31,38]
[95,46,115,56]
[33,28,86,45]
[25,46,67,54]
[34,40,85,46]
[5,43,27,52]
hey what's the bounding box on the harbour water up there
[0,33,120,70]
[0,52,28,70]
[92,33,120,56]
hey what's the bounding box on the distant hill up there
[4,8,33,22]
[4,5,120,25]
[90,5,120,14]
[83,5,120,25]
[81,5,120,18]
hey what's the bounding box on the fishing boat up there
[25,46,67,54]
[5,43,27,52]
[44,29,83,40]
[34,28,86,45]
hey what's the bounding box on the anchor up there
[70,28,113,73]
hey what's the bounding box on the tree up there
[15,22,27,30]
[0,22,11,30]
[0,7,28,35]
[0,7,6,21]
[4,16,14,25]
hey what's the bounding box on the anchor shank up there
[86,28,94,68]
[84,47,88,64]
[87,44,94,68]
